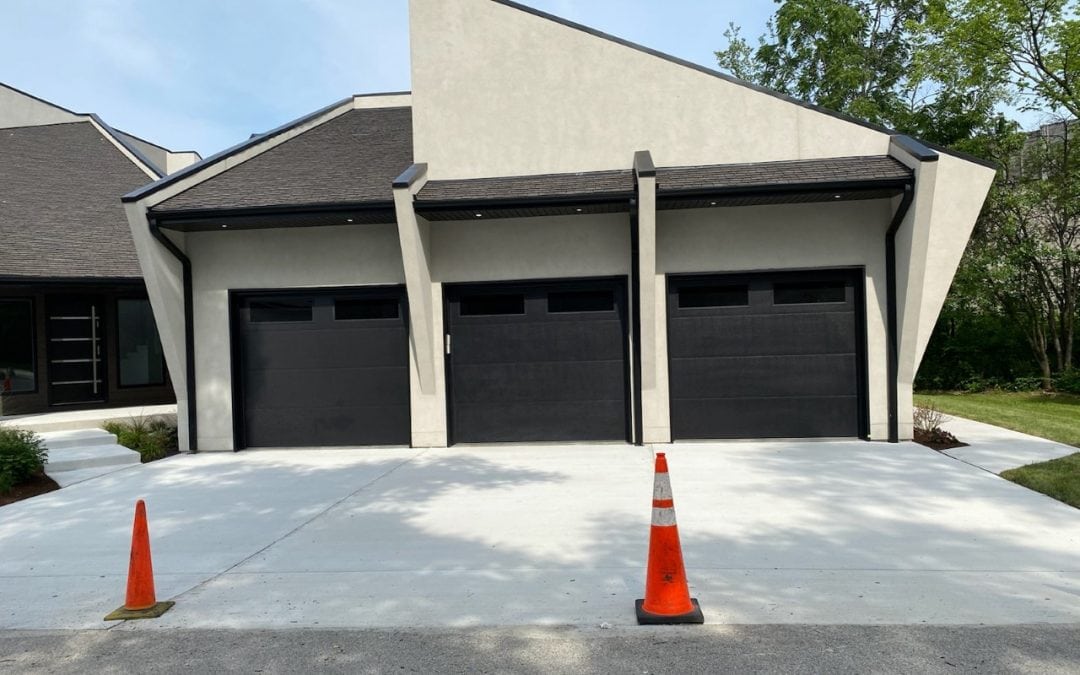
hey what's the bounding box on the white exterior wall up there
[186,224,405,450]
[0,85,82,128]
[656,200,894,440]
[410,0,889,179]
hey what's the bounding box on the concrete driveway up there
[2,440,1079,630]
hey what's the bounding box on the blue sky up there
[1,1,774,156]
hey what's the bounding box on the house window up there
[678,285,748,308]
[117,299,166,387]
[0,299,35,393]
[773,281,846,305]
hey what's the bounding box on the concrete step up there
[43,443,141,472]
[38,428,118,451]
[0,404,177,433]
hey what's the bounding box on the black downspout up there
[149,219,198,452]
[885,184,914,444]
[629,197,643,446]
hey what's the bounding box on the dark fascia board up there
[656,177,912,200]
[150,199,399,231]
[122,96,357,203]
[889,135,939,163]
[414,192,635,213]
[492,0,996,170]
[0,275,144,286]
[393,162,429,188]
[633,150,656,177]
[114,126,200,157]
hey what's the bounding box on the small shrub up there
[1055,371,1080,395]
[1004,376,1048,392]
[913,404,950,433]
[104,415,177,463]
[0,427,47,494]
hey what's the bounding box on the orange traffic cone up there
[635,452,704,624]
[104,500,175,620]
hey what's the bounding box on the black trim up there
[149,219,198,452]
[393,163,428,189]
[152,201,398,231]
[415,193,634,212]
[490,0,996,170]
[657,178,910,201]
[889,135,940,163]
[0,277,144,286]
[629,196,644,446]
[89,113,164,179]
[885,184,915,443]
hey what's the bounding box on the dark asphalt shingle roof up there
[153,107,413,213]
[414,156,909,205]
[417,169,634,203]
[657,156,911,193]
[0,121,153,280]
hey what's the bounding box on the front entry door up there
[47,297,106,406]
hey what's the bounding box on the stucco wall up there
[657,199,894,440]
[0,85,82,128]
[186,223,405,450]
[410,0,890,179]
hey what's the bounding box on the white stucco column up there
[634,151,671,443]
[393,164,448,447]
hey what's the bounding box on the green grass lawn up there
[914,391,1080,449]
[915,391,1080,509]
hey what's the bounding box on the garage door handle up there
[445,334,451,355]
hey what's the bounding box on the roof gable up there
[0,122,157,279]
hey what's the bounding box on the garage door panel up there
[668,271,864,440]
[451,360,626,403]
[446,278,629,444]
[237,288,410,448]
[671,396,859,439]
[451,321,625,365]
[453,400,627,443]
[669,313,857,358]
[670,354,857,399]
[243,327,407,370]
[245,404,409,447]
[245,366,410,409]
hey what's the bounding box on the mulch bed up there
[0,471,60,507]
[914,427,968,452]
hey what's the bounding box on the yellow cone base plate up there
[104,601,175,621]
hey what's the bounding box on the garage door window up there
[678,285,748,308]
[460,294,525,316]
[774,281,846,305]
[335,298,398,320]
[548,290,614,313]
[249,300,313,323]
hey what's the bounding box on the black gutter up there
[885,184,915,444]
[656,178,911,201]
[148,218,198,452]
[0,276,144,286]
[152,200,397,225]
[630,150,655,446]
[414,193,635,213]
[491,0,995,171]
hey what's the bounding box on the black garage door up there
[668,270,866,439]
[445,278,630,444]
[233,288,410,448]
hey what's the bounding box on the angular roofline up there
[0,81,81,117]
[492,0,996,170]
[88,114,164,179]
[123,92,412,204]
[114,126,200,157]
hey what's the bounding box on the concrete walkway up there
[2,440,1079,631]
[941,415,1077,474]
[0,404,176,433]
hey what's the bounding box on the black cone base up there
[635,598,704,624]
